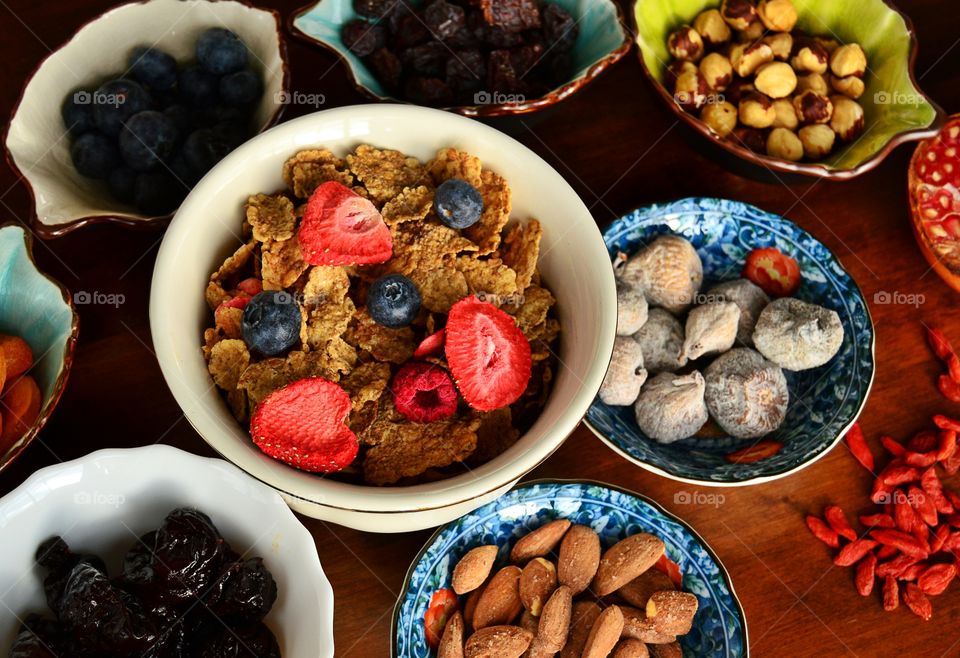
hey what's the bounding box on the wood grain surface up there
[1,1,958,655]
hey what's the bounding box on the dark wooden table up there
[2,1,959,655]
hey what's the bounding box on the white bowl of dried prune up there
[0,445,333,656]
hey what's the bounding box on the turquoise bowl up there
[0,223,78,472]
[393,480,748,657]
[586,198,875,486]
[290,0,631,116]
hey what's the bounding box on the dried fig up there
[704,348,788,439]
[752,298,844,371]
[682,301,740,361]
[634,372,709,443]
[705,279,770,347]
[632,309,687,374]
[619,236,703,314]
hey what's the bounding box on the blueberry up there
[211,119,248,149]
[196,28,249,75]
[434,178,484,229]
[241,291,302,356]
[190,104,244,129]
[70,132,120,179]
[91,79,153,137]
[107,167,138,203]
[182,128,234,178]
[168,151,199,188]
[218,69,263,106]
[61,90,95,136]
[163,104,190,134]
[119,111,179,171]
[368,274,421,328]
[127,46,178,90]
[179,65,220,106]
[134,171,188,215]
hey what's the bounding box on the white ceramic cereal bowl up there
[150,104,617,533]
[0,445,333,656]
[4,0,289,238]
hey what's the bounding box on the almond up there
[645,591,698,635]
[648,642,683,658]
[454,545,499,595]
[524,637,556,658]
[464,582,486,631]
[557,524,601,595]
[613,639,651,658]
[581,604,625,658]
[511,519,572,563]
[519,609,539,634]
[559,600,602,658]
[439,611,466,658]
[620,606,676,644]
[464,625,533,658]
[592,533,665,596]
[535,584,573,652]
[473,566,523,630]
[520,557,558,616]
[617,569,676,608]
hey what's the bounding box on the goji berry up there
[899,563,927,582]
[844,423,874,472]
[933,493,955,515]
[835,539,879,567]
[725,439,784,464]
[894,494,918,533]
[905,451,938,468]
[872,477,895,505]
[939,375,960,403]
[877,554,918,578]
[933,415,960,433]
[825,505,858,542]
[936,430,957,462]
[948,516,960,529]
[921,466,943,496]
[932,525,951,553]
[871,529,930,559]
[944,531,960,551]
[913,524,932,554]
[907,485,939,526]
[942,449,960,476]
[926,326,956,362]
[918,563,956,596]
[883,576,899,611]
[880,436,907,457]
[882,465,921,486]
[903,583,934,620]
[855,552,877,596]
[860,513,896,529]
[877,545,899,560]
[908,431,938,453]
[806,515,840,549]
[948,353,960,383]
[945,491,960,511]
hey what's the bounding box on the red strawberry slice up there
[250,377,359,473]
[298,181,392,266]
[445,297,532,412]
[414,329,446,359]
[237,278,263,296]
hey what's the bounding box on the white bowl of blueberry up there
[5,0,288,237]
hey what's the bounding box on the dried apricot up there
[0,335,33,379]
[1,375,42,445]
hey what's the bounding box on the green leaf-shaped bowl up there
[633,0,946,179]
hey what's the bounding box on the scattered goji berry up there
[872,477,895,504]
[938,375,960,403]
[806,515,840,548]
[725,439,784,464]
[894,494,917,533]
[883,576,899,611]
[942,449,960,475]
[860,513,896,529]
[944,531,960,551]
[932,525,951,553]
[912,525,932,554]
[945,491,960,511]
[882,465,921,486]
[871,529,930,559]
[903,583,934,620]
[904,451,938,468]
[899,563,927,582]
[918,563,955,596]
[907,485,939,526]
[936,430,957,462]
[948,353,960,383]
[835,539,879,567]
[933,415,960,433]
[908,431,938,453]
[880,436,907,457]
[844,423,875,472]
[855,553,877,596]
[877,554,918,578]
[877,545,899,560]
[825,505,858,542]
[926,326,956,362]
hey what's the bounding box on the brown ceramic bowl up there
[632,0,945,180]
[289,0,632,117]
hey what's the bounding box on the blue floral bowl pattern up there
[393,480,748,657]
[586,198,875,486]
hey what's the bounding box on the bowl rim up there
[287,0,634,118]
[0,222,80,475]
[584,196,877,487]
[2,0,291,240]
[150,103,618,515]
[389,477,750,657]
[629,0,947,180]
[0,443,336,656]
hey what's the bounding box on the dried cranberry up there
[353,0,394,19]
[510,43,545,78]
[446,49,486,93]
[367,47,404,89]
[404,77,455,106]
[402,41,447,77]
[487,49,520,93]
[342,19,386,58]
[389,6,430,48]
[481,0,541,33]
[481,24,525,49]
[543,4,578,52]
[424,0,466,40]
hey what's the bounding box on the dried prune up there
[35,537,70,571]
[367,48,404,90]
[343,19,386,57]
[481,0,541,33]
[122,531,158,589]
[43,549,106,616]
[404,77,455,106]
[402,42,447,78]
[353,0,394,19]
[9,615,66,658]
[153,508,226,605]
[424,0,465,40]
[206,558,278,622]
[196,622,281,658]
[543,4,578,52]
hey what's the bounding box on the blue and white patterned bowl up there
[393,480,748,658]
[586,198,875,486]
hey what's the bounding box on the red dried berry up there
[918,563,956,595]
[899,563,927,582]
[936,429,958,462]
[825,505,858,542]
[725,440,784,464]
[938,375,960,402]
[237,278,263,297]
[876,545,898,560]
[414,329,446,359]
[903,583,934,620]
[908,431,938,453]
[927,326,957,362]
[870,529,930,559]
[844,423,874,472]
[931,524,951,553]
[907,485,939,526]
[882,465,921,486]
[860,514,896,529]
[834,539,878,567]
[934,414,960,433]
[883,576,899,611]
[806,515,840,549]
[391,362,459,424]
[877,554,918,579]
[880,435,907,457]
[894,493,918,533]
[855,552,877,596]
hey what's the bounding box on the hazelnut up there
[830,43,867,78]
[830,74,866,99]
[693,9,732,48]
[731,41,774,77]
[725,78,756,105]
[795,72,828,96]
[766,127,804,161]
[737,20,766,42]
[665,60,698,88]
[790,41,829,74]
[730,126,767,153]
[830,95,865,141]
[674,69,710,111]
[757,0,797,32]
[793,90,833,125]
[772,98,799,129]
[755,62,797,98]
[720,0,758,32]
[700,53,734,91]
[701,101,739,137]
[739,92,776,129]
[798,124,836,159]
[815,36,840,54]
[669,26,705,62]
[763,32,794,60]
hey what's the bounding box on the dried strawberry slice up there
[250,377,359,473]
[298,181,392,266]
[445,296,532,412]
